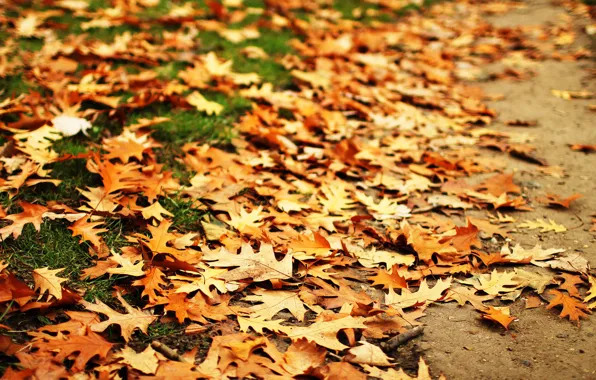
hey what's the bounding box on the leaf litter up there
[0,0,594,378]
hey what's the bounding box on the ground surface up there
[0,0,595,379]
[423,1,596,378]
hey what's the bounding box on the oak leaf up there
[140,202,174,221]
[116,346,159,375]
[476,173,520,196]
[238,315,367,350]
[386,278,452,309]
[0,202,48,240]
[538,253,589,273]
[204,243,293,282]
[481,306,516,329]
[81,293,157,341]
[536,193,582,208]
[445,220,481,253]
[459,270,519,296]
[345,340,392,366]
[226,205,264,233]
[369,264,408,289]
[281,338,326,376]
[350,244,415,269]
[106,251,145,277]
[133,267,166,303]
[37,331,113,371]
[69,217,107,247]
[242,289,307,321]
[518,218,566,233]
[501,244,565,264]
[546,289,590,325]
[32,267,67,300]
[447,286,494,310]
[557,273,584,298]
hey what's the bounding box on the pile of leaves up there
[0,0,594,378]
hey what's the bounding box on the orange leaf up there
[481,306,516,329]
[69,218,107,247]
[0,202,48,240]
[133,267,166,304]
[546,290,591,325]
[368,265,408,290]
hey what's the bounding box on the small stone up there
[556,333,568,339]
[579,349,585,353]
[520,360,532,367]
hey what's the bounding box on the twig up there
[151,341,190,363]
[381,326,424,352]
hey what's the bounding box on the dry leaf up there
[32,267,67,300]
[518,218,566,233]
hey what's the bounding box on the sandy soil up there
[413,1,596,379]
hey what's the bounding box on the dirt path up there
[419,1,596,378]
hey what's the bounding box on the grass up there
[0,222,90,281]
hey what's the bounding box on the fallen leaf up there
[115,346,159,375]
[546,290,590,325]
[344,340,392,366]
[32,267,67,300]
[518,218,566,233]
[386,278,452,308]
[186,91,224,115]
[81,293,157,341]
[481,306,516,329]
[242,288,307,321]
[204,243,293,282]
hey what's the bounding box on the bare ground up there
[420,1,596,378]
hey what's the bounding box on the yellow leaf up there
[386,278,452,308]
[226,205,264,233]
[116,346,159,375]
[16,14,41,37]
[459,270,519,296]
[518,218,566,233]
[242,289,307,321]
[107,251,145,277]
[186,91,224,115]
[238,315,367,350]
[140,202,173,221]
[33,267,67,300]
